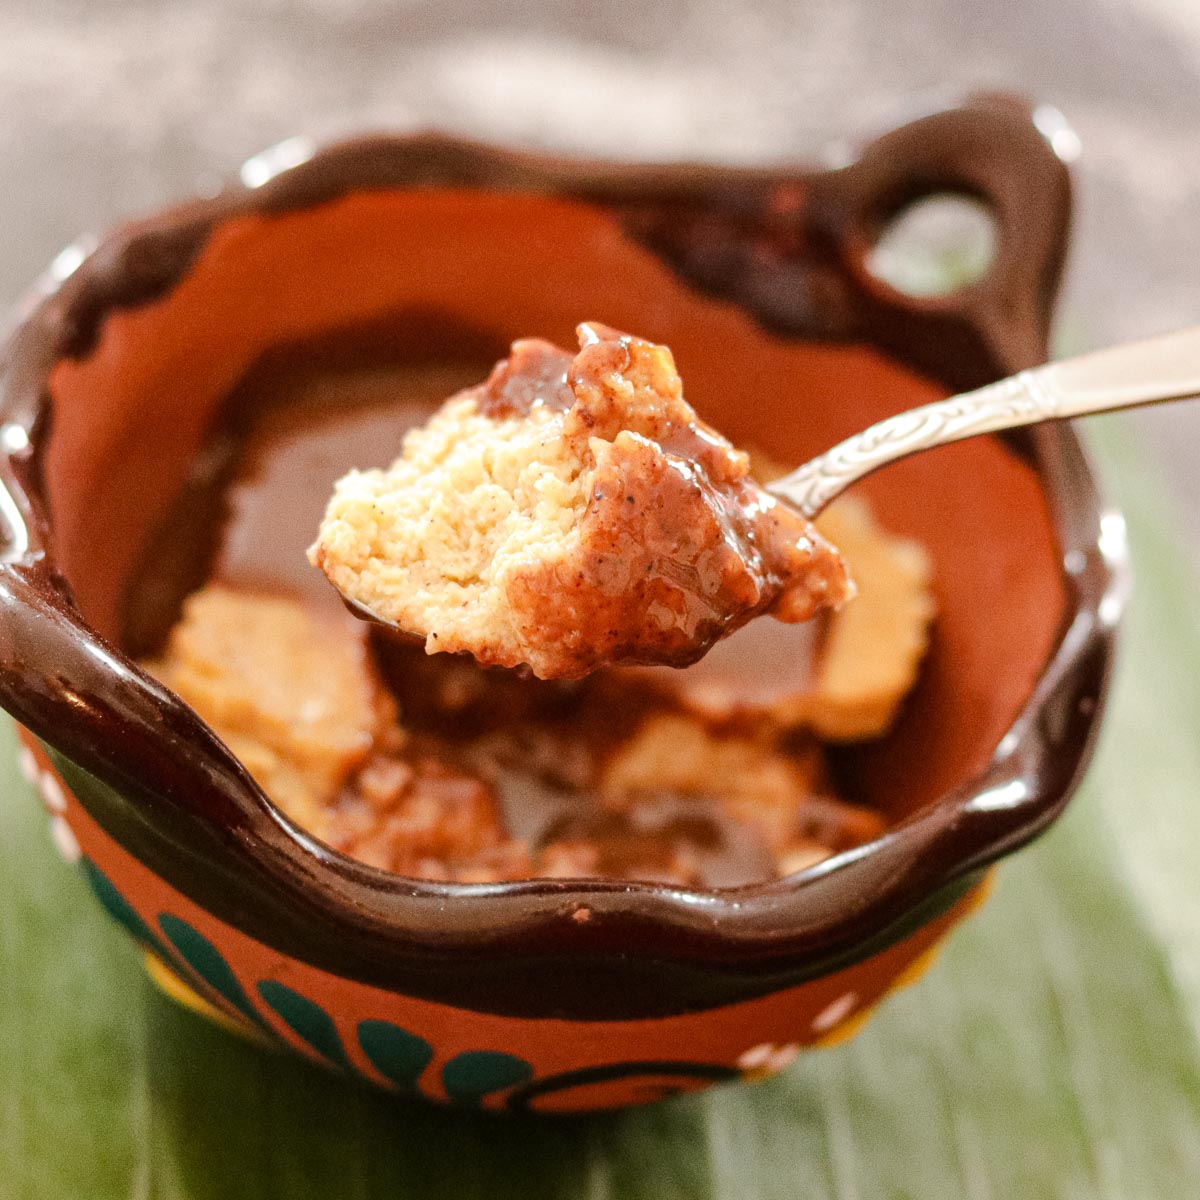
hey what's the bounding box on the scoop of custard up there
[309,323,853,680]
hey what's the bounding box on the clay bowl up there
[0,94,1123,1113]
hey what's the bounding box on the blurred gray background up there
[3,0,1197,535]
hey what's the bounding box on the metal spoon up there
[770,325,1200,519]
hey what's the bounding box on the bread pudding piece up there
[142,585,394,833]
[597,713,884,878]
[806,496,936,740]
[310,322,853,680]
[141,586,523,879]
[320,752,533,882]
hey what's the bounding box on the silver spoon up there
[770,325,1200,519]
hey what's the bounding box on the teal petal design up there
[257,980,350,1070]
[442,1050,533,1106]
[158,913,270,1034]
[81,859,172,961]
[358,1020,433,1091]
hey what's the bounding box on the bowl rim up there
[0,92,1127,1020]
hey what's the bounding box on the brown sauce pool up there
[123,346,883,889]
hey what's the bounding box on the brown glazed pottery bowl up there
[0,94,1124,1113]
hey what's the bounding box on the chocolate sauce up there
[476,338,575,418]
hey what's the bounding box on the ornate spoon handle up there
[770,325,1200,519]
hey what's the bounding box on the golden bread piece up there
[144,585,525,877]
[600,712,882,869]
[320,752,528,882]
[142,585,395,824]
[309,323,851,680]
[807,495,936,740]
[602,713,824,851]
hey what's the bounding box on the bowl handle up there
[804,93,1074,388]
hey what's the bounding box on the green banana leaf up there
[3,418,1200,1198]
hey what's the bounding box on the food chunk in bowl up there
[310,322,853,680]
